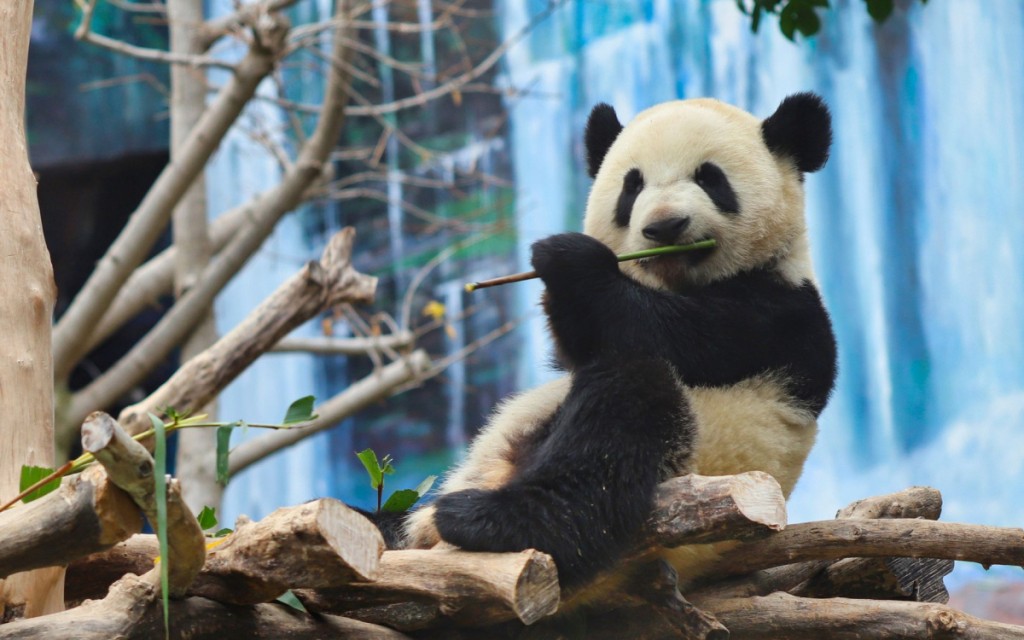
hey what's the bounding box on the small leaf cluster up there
[736,0,928,41]
[356,448,436,514]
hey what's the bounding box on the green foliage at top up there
[736,0,928,41]
[356,448,435,514]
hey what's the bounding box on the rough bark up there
[191,499,384,604]
[648,472,787,547]
[713,519,1024,577]
[837,486,943,520]
[792,556,953,602]
[0,466,142,580]
[167,0,223,514]
[0,571,412,640]
[298,549,560,626]
[698,591,1024,640]
[81,412,205,595]
[0,0,63,617]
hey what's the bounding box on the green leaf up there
[796,6,821,36]
[197,506,218,531]
[276,589,308,612]
[865,0,893,22]
[148,413,170,638]
[213,528,234,538]
[19,465,60,503]
[356,448,383,490]
[381,453,396,476]
[282,395,317,425]
[381,489,421,513]
[415,475,437,497]
[216,426,232,486]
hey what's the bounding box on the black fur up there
[433,356,694,590]
[615,168,644,227]
[694,162,740,214]
[534,233,837,414]
[352,507,408,549]
[584,103,624,178]
[761,92,832,173]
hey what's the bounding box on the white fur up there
[404,97,822,594]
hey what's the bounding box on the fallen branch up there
[0,466,141,579]
[81,412,205,595]
[0,571,413,640]
[648,472,787,547]
[191,499,384,604]
[298,548,560,627]
[713,519,1024,577]
[697,591,1024,640]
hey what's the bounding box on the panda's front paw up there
[530,232,618,287]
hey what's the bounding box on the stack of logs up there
[2,412,1024,639]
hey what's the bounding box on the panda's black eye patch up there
[694,162,739,215]
[615,168,644,227]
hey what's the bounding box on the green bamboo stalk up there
[464,239,717,292]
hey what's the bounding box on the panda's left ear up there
[761,92,832,173]
[584,103,623,178]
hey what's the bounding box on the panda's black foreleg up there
[530,232,625,368]
[432,356,695,591]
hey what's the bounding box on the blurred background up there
[29,0,1024,617]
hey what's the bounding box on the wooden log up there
[713,519,1024,577]
[837,486,942,520]
[65,535,158,606]
[298,548,560,626]
[82,412,204,596]
[688,486,947,603]
[191,499,384,604]
[0,571,413,639]
[696,591,1024,639]
[648,472,787,547]
[793,556,953,603]
[0,466,141,579]
[117,227,377,438]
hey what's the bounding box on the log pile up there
[2,413,1024,638]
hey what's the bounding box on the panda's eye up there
[623,168,644,193]
[694,162,739,215]
[615,169,644,227]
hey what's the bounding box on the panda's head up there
[582,93,831,290]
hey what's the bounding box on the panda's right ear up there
[584,103,623,178]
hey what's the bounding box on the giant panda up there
[402,92,837,599]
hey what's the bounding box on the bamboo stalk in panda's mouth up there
[463,239,718,293]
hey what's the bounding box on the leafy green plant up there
[356,448,435,514]
[736,0,928,41]
[1,395,319,514]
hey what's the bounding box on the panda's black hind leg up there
[432,356,695,591]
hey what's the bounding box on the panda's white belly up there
[405,373,816,563]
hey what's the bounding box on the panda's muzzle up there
[642,216,691,245]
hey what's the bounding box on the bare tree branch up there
[75,0,235,69]
[227,349,431,476]
[61,0,357,428]
[198,0,301,51]
[270,333,415,355]
[53,18,288,381]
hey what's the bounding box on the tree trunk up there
[167,0,223,515]
[0,0,63,618]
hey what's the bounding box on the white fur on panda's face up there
[583,99,812,290]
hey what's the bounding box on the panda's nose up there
[642,216,691,244]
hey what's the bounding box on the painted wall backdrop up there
[27,0,1023,597]
[496,0,1024,591]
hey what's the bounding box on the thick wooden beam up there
[0,466,141,580]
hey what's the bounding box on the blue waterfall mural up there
[499,0,1024,590]
[210,0,1024,592]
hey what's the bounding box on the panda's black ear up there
[761,92,832,173]
[584,103,623,178]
